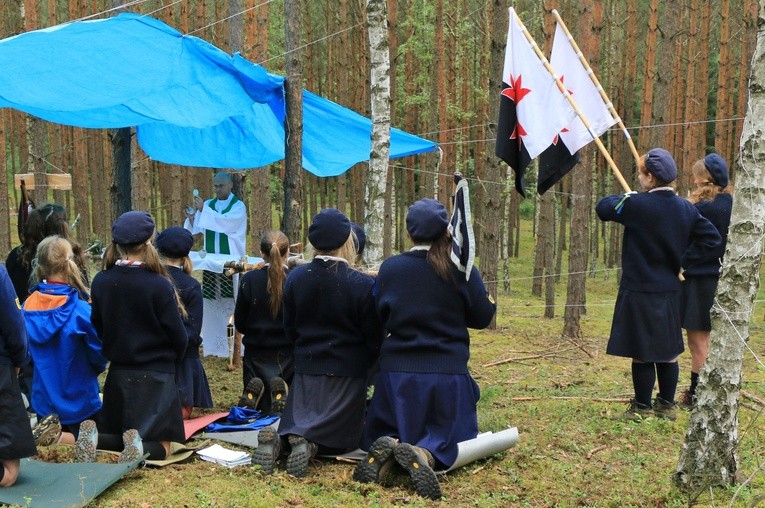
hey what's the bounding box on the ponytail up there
[426,233,454,282]
[261,231,290,319]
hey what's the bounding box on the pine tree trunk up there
[0,114,9,253]
[675,1,765,489]
[480,0,507,330]
[638,0,658,152]
[365,0,391,267]
[282,0,304,243]
[715,0,732,161]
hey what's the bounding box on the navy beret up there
[350,222,366,256]
[308,208,351,251]
[155,226,194,258]
[645,148,678,183]
[704,153,729,187]
[111,211,155,245]
[406,199,449,241]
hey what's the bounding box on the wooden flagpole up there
[551,9,641,168]
[512,9,632,193]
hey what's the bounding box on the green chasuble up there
[204,195,239,255]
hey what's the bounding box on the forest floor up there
[29,236,765,507]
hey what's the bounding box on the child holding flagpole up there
[596,148,720,421]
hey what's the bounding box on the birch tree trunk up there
[364,0,391,267]
[675,1,765,489]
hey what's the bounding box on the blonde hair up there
[34,236,89,296]
[260,230,290,319]
[102,240,188,319]
[689,158,731,204]
[314,233,357,266]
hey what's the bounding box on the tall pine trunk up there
[282,0,304,244]
[675,0,765,490]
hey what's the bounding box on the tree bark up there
[246,0,272,244]
[675,0,765,490]
[364,0,391,267]
[480,0,507,329]
[282,0,304,244]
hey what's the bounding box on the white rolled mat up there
[445,427,519,472]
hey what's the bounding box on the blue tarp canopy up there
[0,13,437,176]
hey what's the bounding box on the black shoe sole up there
[252,427,280,474]
[239,378,265,409]
[269,377,288,414]
[286,435,314,478]
[393,443,442,500]
[353,436,398,484]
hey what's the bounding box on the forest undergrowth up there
[29,234,765,507]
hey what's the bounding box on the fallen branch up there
[511,396,630,403]
[741,390,765,407]
[586,445,607,460]
[482,346,580,367]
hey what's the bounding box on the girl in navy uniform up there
[23,236,106,447]
[596,148,721,421]
[0,264,35,487]
[254,209,383,477]
[679,153,732,407]
[356,199,496,500]
[82,211,188,462]
[155,226,213,419]
[234,230,292,415]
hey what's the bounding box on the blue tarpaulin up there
[0,13,437,176]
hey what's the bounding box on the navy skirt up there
[97,367,185,443]
[0,365,36,460]
[680,276,719,332]
[607,288,684,362]
[278,373,367,451]
[176,357,213,409]
[362,370,480,469]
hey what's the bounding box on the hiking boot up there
[393,443,442,500]
[32,413,61,446]
[269,377,289,415]
[74,420,98,462]
[252,427,281,474]
[239,377,265,410]
[354,436,399,484]
[677,389,694,410]
[286,435,318,478]
[612,400,653,422]
[654,397,678,421]
[118,429,144,463]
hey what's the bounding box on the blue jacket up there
[23,282,106,425]
[0,265,27,367]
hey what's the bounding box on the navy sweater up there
[374,250,496,374]
[684,193,732,277]
[0,265,28,367]
[90,266,188,373]
[167,266,203,359]
[596,189,721,292]
[282,258,383,378]
[234,265,291,357]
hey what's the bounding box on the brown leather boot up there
[393,443,442,500]
[353,436,399,484]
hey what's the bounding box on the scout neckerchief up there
[205,195,239,255]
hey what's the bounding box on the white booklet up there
[197,443,251,468]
